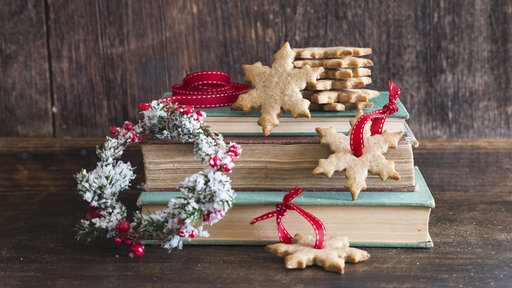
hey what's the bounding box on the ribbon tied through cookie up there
[250,187,326,249]
[350,80,401,157]
[169,70,251,108]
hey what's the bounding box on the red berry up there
[110,126,118,135]
[129,133,139,143]
[228,144,241,157]
[123,121,134,131]
[222,163,233,173]
[194,110,206,122]
[215,209,225,219]
[86,213,102,219]
[138,102,151,111]
[181,105,194,116]
[124,238,133,247]
[208,155,221,169]
[89,205,100,211]
[131,242,145,257]
[115,220,131,233]
[113,236,123,245]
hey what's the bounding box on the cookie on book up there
[307,77,372,90]
[309,102,374,112]
[265,234,370,274]
[232,42,324,136]
[304,89,379,104]
[313,112,403,200]
[319,68,372,79]
[344,101,374,110]
[293,58,373,69]
[292,47,372,59]
[309,103,345,111]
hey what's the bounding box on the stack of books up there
[137,92,435,248]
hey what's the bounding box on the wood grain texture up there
[0,191,510,287]
[0,138,144,192]
[0,139,510,286]
[0,1,52,136]
[1,0,511,137]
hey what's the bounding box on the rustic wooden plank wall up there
[1,0,511,138]
[1,1,52,137]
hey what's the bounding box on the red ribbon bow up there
[250,187,326,249]
[350,80,401,157]
[170,70,250,108]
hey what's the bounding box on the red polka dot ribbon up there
[350,80,401,157]
[170,70,250,108]
[250,187,326,249]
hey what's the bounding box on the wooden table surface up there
[0,138,510,287]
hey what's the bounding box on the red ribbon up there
[170,70,250,108]
[250,187,326,249]
[350,80,401,157]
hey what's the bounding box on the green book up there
[138,167,434,248]
[199,92,409,136]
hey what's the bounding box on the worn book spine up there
[138,167,434,248]
[141,137,415,192]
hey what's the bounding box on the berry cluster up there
[113,220,144,257]
[110,121,144,143]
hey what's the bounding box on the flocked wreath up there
[75,97,241,257]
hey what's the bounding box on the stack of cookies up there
[293,46,378,111]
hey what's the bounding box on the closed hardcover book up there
[141,136,416,192]
[138,167,434,248]
[200,92,409,136]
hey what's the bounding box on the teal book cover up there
[201,91,409,120]
[138,167,434,248]
[137,167,433,208]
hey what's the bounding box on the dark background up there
[1,0,511,138]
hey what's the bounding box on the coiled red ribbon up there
[350,80,401,157]
[250,187,326,249]
[170,70,250,108]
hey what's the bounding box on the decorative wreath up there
[75,97,242,257]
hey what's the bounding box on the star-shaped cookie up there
[231,42,324,136]
[265,234,370,274]
[312,113,403,200]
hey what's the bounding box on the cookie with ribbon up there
[250,187,326,249]
[312,81,403,200]
[231,42,324,136]
[265,234,370,274]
